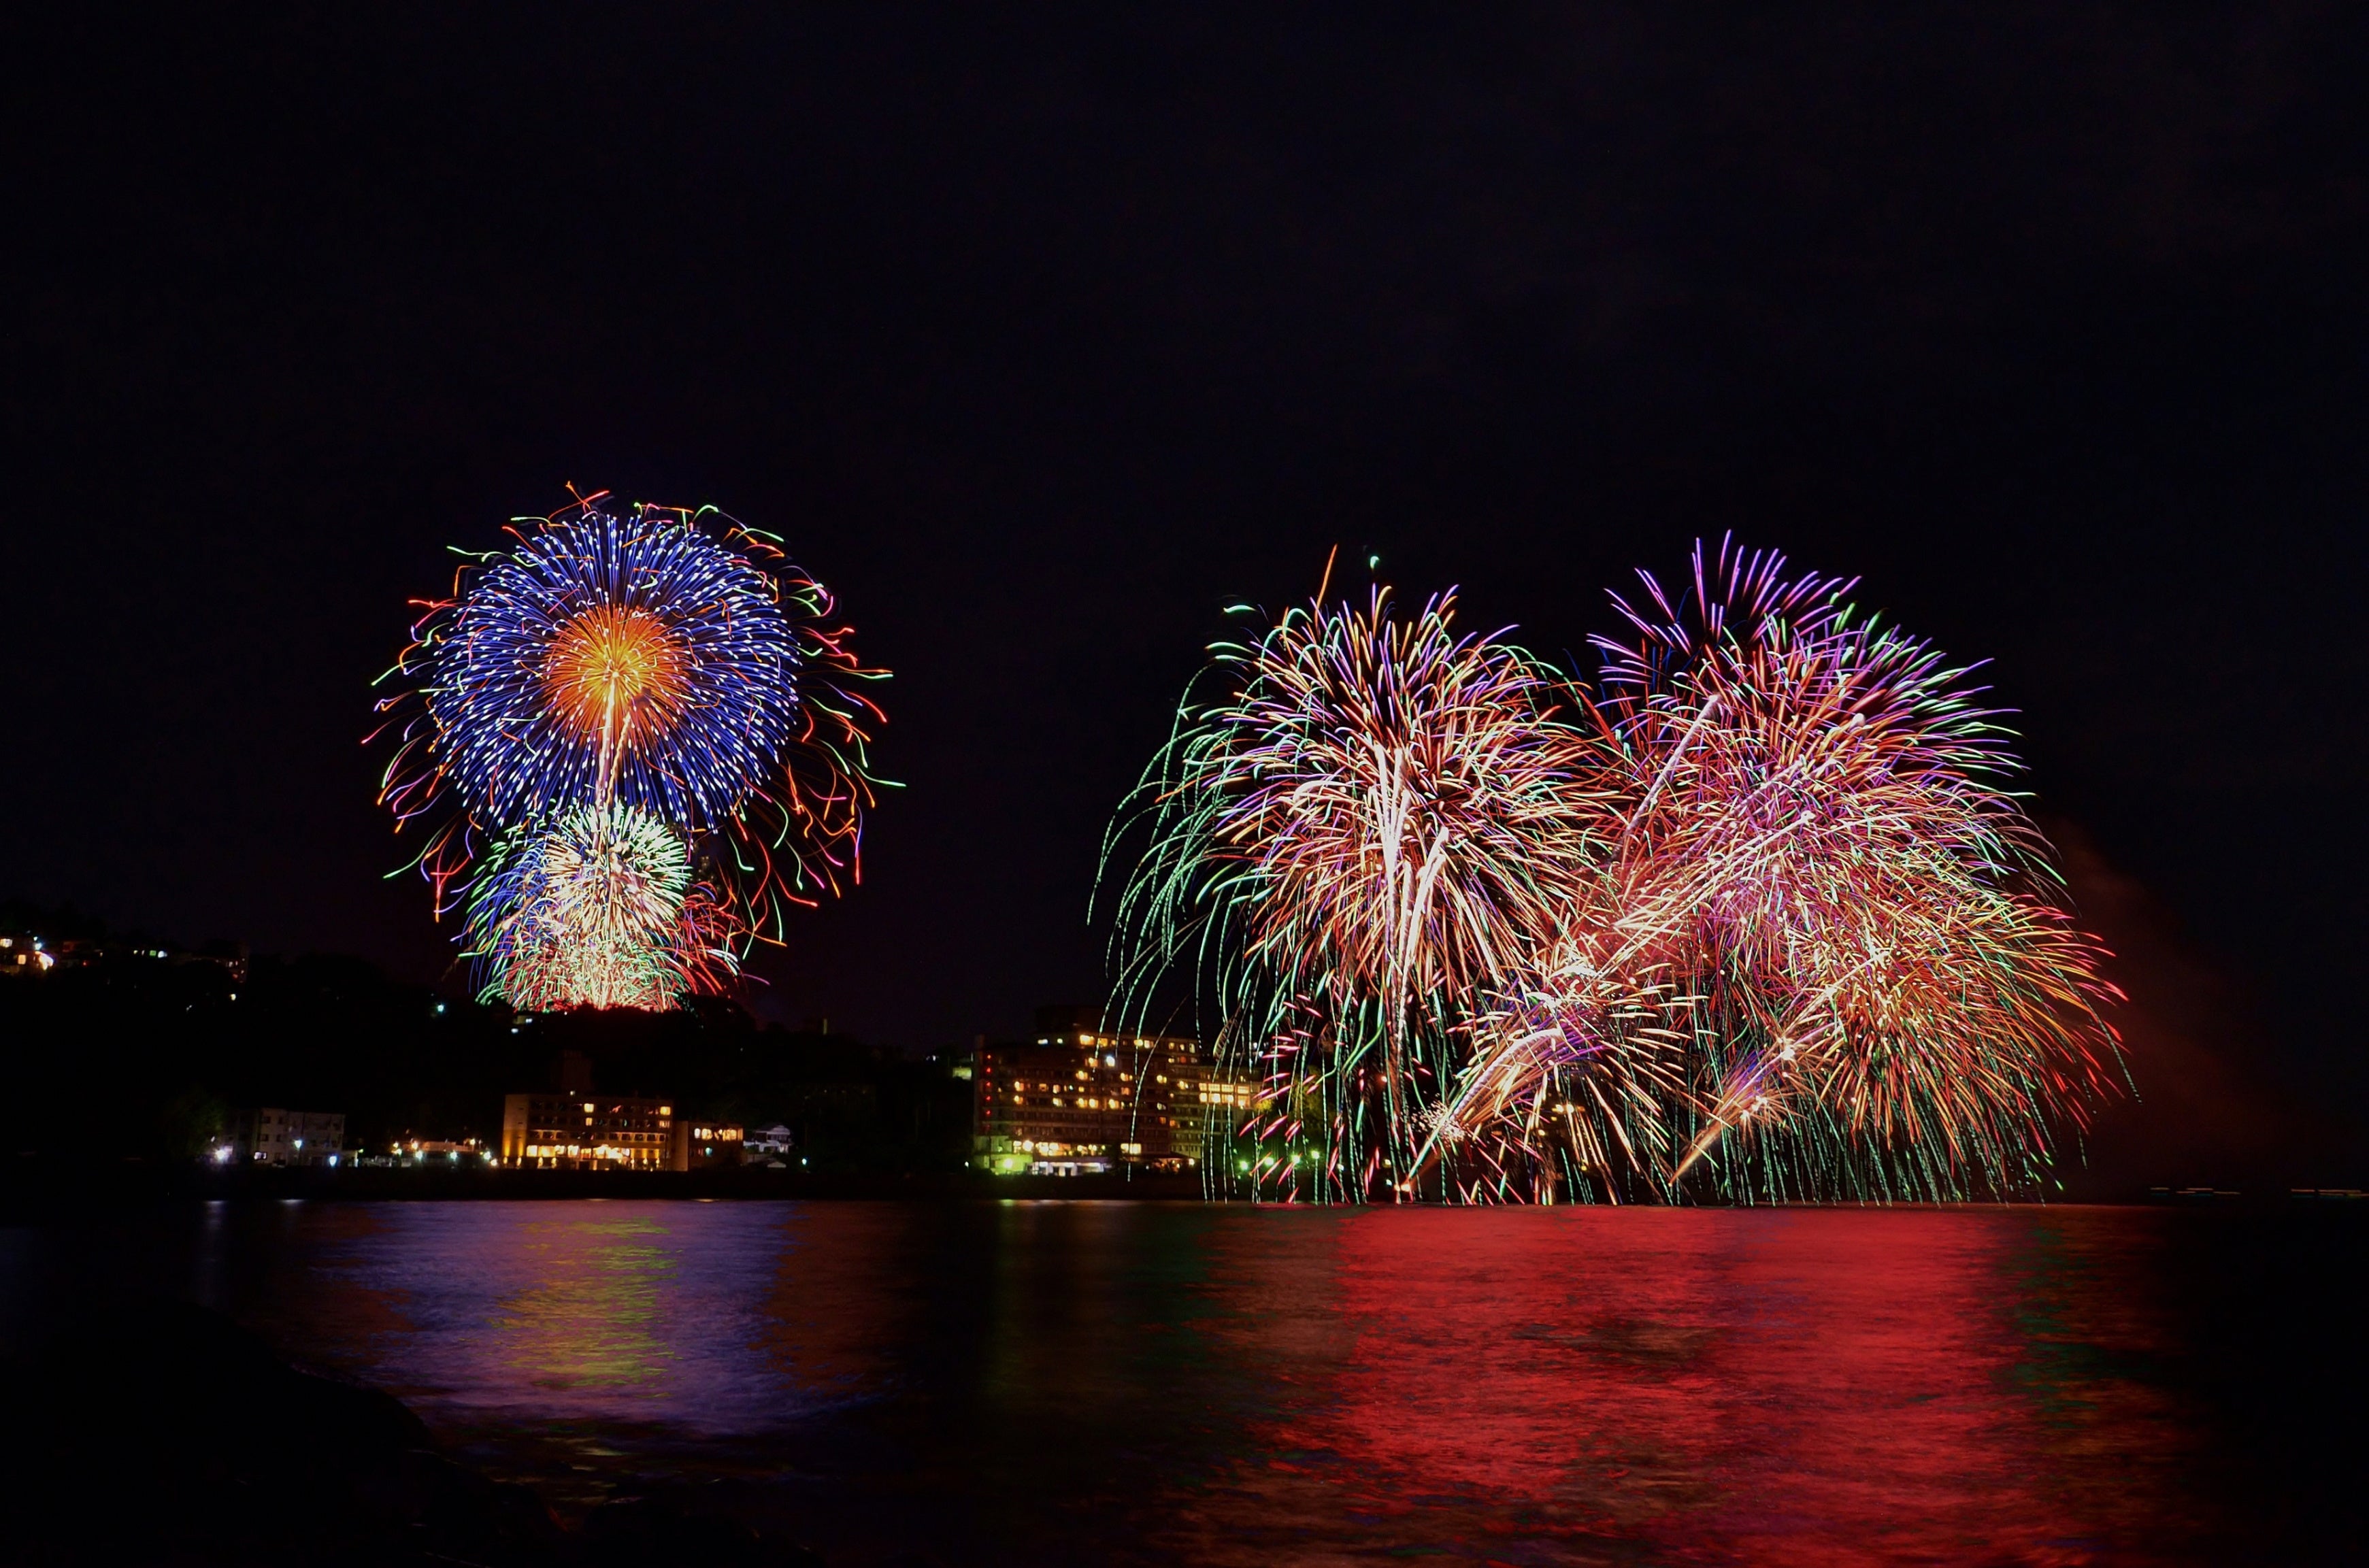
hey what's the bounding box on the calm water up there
[12,1200,2364,1565]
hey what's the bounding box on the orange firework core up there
[545,605,689,747]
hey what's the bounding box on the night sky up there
[7,9,2365,1167]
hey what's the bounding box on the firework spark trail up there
[1107,541,2124,1202]
[1563,539,2123,1198]
[465,803,706,1010]
[375,493,887,1010]
[1104,586,1614,1198]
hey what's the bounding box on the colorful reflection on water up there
[52,1201,2364,1564]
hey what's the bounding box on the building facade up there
[501,1093,674,1169]
[669,1120,744,1171]
[974,1024,1248,1174]
[233,1108,346,1166]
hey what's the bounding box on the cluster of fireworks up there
[376,493,885,1011]
[1106,541,2124,1202]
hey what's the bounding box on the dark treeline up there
[527,1004,975,1171]
[0,905,972,1168]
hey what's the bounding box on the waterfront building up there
[501,1092,674,1169]
[972,1013,1251,1174]
[0,933,57,973]
[232,1107,346,1166]
[744,1124,794,1166]
[669,1120,745,1171]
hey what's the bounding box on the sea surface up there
[9,1199,2364,1565]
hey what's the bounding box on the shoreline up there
[0,1163,1212,1211]
[1,1162,2353,1212]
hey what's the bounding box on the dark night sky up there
[6,8,2365,1160]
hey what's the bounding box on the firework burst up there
[1108,542,2124,1202]
[463,803,720,1011]
[1105,584,1611,1199]
[1576,539,2123,1199]
[375,492,887,1010]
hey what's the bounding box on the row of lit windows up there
[999,1121,1199,1141]
[994,1067,1203,1091]
[1002,1071,1117,1090]
[990,1109,1208,1125]
[996,1079,1223,1100]
[1067,1033,1196,1051]
[535,1118,677,1132]
[523,1100,674,1118]
[992,1099,1129,1112]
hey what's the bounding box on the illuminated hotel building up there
[669,1120,745,1171]
[501,1092,674,1169]
[973,1022,1253,1175]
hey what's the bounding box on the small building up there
[670,1120,744,1171]
[233,1108,346,1167]
[0,934,58,973]
[501,1093,674,1169]
[744,1124,794,1166]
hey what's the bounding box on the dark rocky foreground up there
[1,1293,825,1567]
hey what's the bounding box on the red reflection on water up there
[751,1202,912,1406]
[1180,1208,2204,1566]
[120,1200,2228,1565]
